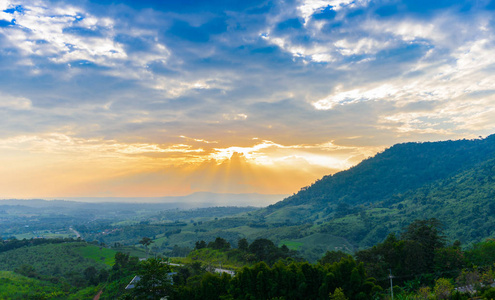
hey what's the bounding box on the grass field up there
[12,231,73,240]
[0,271,64,299]
[224,225,266,237]
[278,240,304,250]
[114,246,148,259]
[74,245,117,266]
[172,248,245,269]
[278,233,354,262]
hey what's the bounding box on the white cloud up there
[180,135,218,144]
[312,84,399,110]
[222,113,248,121]
[297,0,369,22]
[0,133,204,156]
[262,34,337,63]
[0,94,32,110]
[0,0,170,79]
[0,2,123,63]
[334,37,391,56]
[0,0,15,22]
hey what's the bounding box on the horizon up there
[0,191,289,207]
[1,0,495,200]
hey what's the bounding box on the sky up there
[0,0,494,199]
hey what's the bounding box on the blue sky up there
[0,0,494,198]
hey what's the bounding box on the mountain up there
[229,134,495,259]
[270,134,495,210]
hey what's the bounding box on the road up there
[69,227,81,239]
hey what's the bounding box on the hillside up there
[314,157,495,247]
[253,135,495,253]
[269,135,495,210]
[0,242,112,279]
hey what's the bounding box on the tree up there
[208,237,230,250]
[401,218,446,250]
[402,218,446,274]
[248,238,277,262]
[140,237,154,259]
[434,278,454,300]
[238,238,249,251]
[132,258,172,300]
[84,266,99,285]
[330,287,349,300]
[14,264,38,278]
[319,251,349,265]
[195,240,207,250]
[465,239,495,266]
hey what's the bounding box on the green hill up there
[269,135,495,210]
[0,271,65,299]
[259,135,495,251]
[0,242,111,288]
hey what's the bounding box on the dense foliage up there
[184,237,301,269]
[272,135,495,209]
[0,237,79,253]
[6,227,495,299]
[172,257,381,300]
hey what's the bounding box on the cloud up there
[222,113,248,121]
[1,0,495,197]
[0,94,32,110]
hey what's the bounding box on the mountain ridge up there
[268,134,495,210]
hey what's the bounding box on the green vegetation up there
[131,258,173,300]
[74,244,117,266]
[0,242,108,279]
[174,237,301,269]
[0,271,64,299]
[0,240,125,299]
[278,240,304,250]
[6,226,495,299]
[114,245,148,259]
[158,255,381,300]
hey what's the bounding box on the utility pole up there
[389,269,394,300]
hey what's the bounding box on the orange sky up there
[0,134,384,198]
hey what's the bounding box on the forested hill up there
[269,134,495,210]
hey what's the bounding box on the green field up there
[278,240,304,250]
[12,231,74,240]
[113,246,148,259]
[74,245,117,266]
[278,233,354,262]
[173,248,246,269]
[0,271,65,299]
